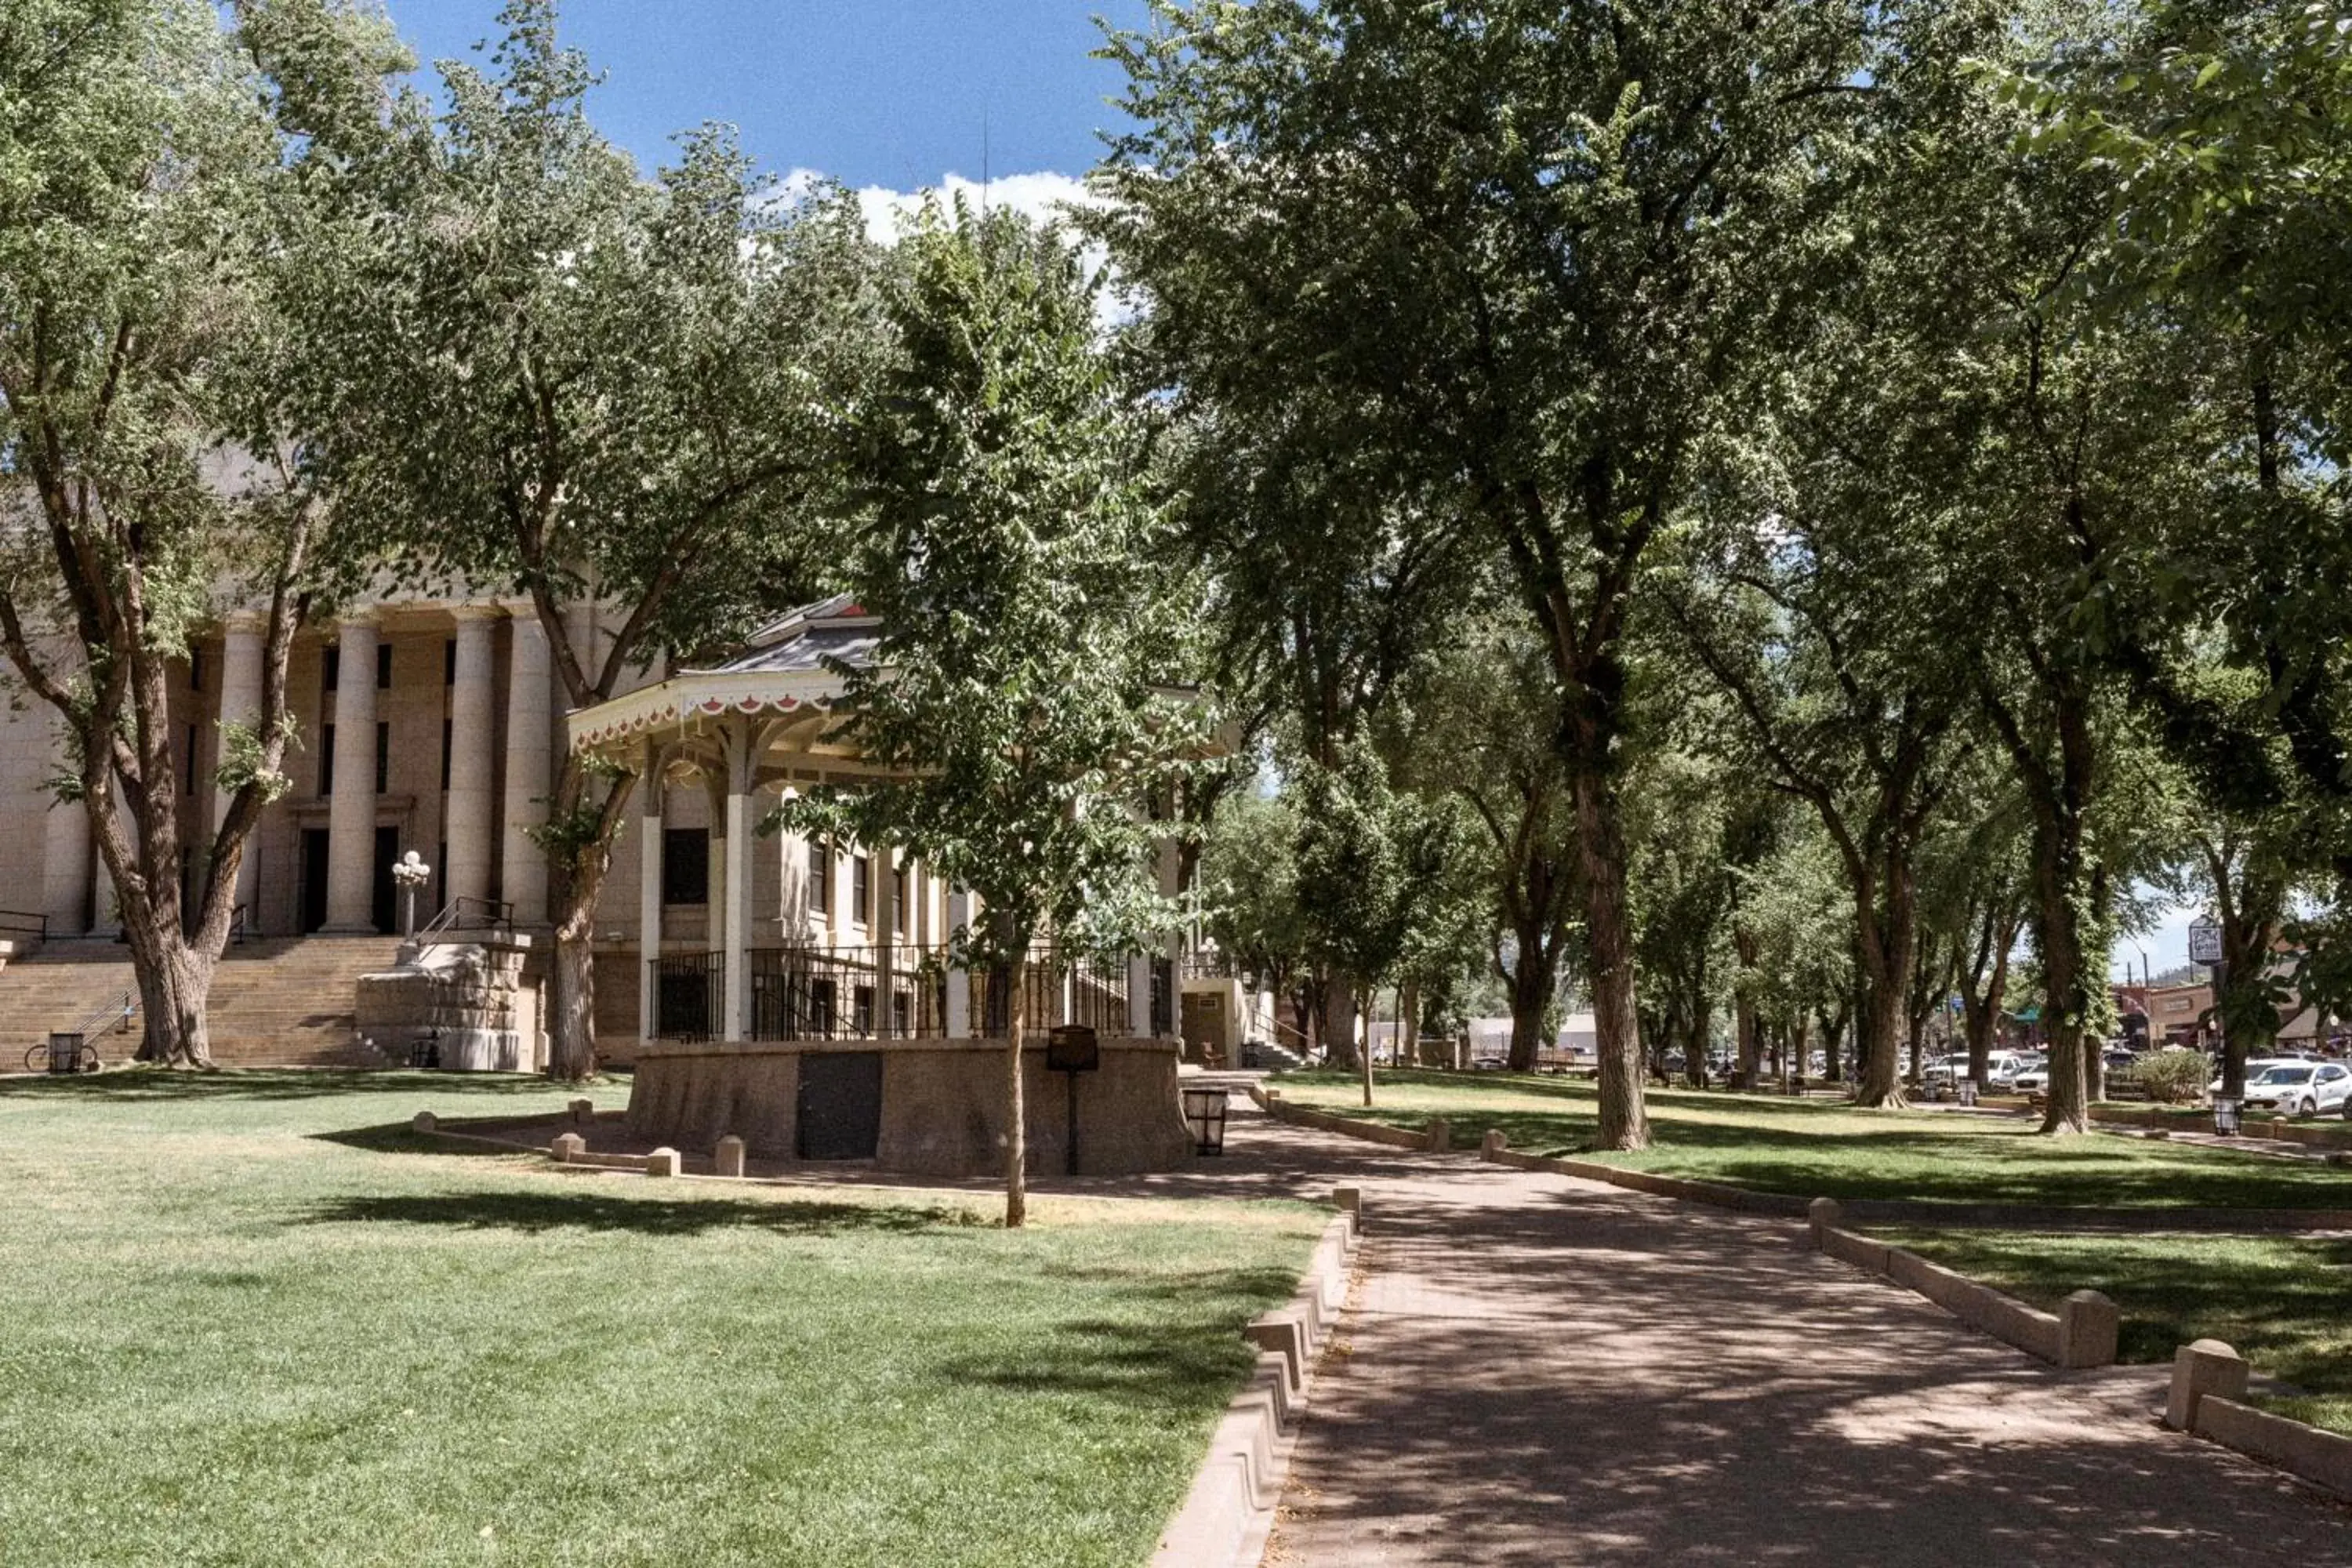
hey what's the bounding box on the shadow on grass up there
[1282,1073,2351,1210]
[937,1304,1276,1410]
[1885,1229,2352,1392]
[0,1067,623,1104]
[311,1123,540,1160]
[300,1189,983,1237]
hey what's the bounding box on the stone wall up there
[355,939,540,1072]
[625,1036,1196,1177]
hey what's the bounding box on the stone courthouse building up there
[0,591,1195,1175]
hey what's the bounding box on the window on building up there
[376,642,393,690]
[852,855,871,925]
[807,840,830,914]
[319,723,335,794]
[322,647,339,692]
[374,722,390,794]
[853,984,876,1035]
[662,827,710,906]
[183,724,198,797]
[441,719,452,791]
[444,639,457,686]
[893,866,909,936]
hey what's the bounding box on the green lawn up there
[1274,1069,2352,1210]
[0,1070,1320,1568]
[1874,1228,2352,1437]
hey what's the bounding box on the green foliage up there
[212,715,299,806]
[2125,1047,2211,1104]
[776,201,1203,970]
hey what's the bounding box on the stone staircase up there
[0,937,407,1069]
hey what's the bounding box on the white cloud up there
[850,169,1103,247]
[780,167,1135,329]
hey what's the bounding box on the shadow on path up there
[1255,1112,2352,1567]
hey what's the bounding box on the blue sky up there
[382,1,1153,199]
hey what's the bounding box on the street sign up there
[2188,917,2223,966]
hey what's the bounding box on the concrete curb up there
[1151,1201,1362,1568]
[2093,1104,2352,1151]
[1805,1198,2117,1369]
[2161,1338,2352,1501]
[1316,1109,2349,1234]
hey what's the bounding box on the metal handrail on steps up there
[416,896,515,942]
[68,991,138,1041]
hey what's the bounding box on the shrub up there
[2127,1048,2209,1105]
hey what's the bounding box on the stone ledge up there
[1152,1206,1359,1568]
[1806,1203,2108,1369]
[2192,1396,2352,1501]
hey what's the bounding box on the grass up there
[1871,1227,2352,1437]
[1273,1069,2352,1210]
[0,1069,1321,1568]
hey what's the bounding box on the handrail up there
[227,904,251,948]
[0,909,48,941]
[67,990,138,1041]
[417,896,515,942]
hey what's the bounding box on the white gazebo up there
[563,597,1193,1176]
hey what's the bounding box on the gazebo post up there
[637,742,665,1049]
[1127,953,1152,1039]
[946,889,972,1039]
[721,724,752,1044]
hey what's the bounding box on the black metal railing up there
[650,944,1171,1043]
[651,951,723,1041]
[419,896,516,942]
[750,945,948,1040]
[0,909,48,942]
[975,948,1134,1036]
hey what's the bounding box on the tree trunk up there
[1573,753,1647,1150]
[1733,927,1760,1088]
[1506,920,1555,1073]
[1856,968,1908,1108]
[1359,976,1377,1107]
[542,749,636,1082]
[1398,982,1420,1069]
[1006,950,1029,1227]
[1323,975,1359,1069]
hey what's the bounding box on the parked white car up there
[2209,1058,2302,1096]
[2240,1061,2352,1118]
[2009,1054,2053,1093]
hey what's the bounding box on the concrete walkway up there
[1247,1111,2351,1566]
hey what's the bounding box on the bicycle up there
[22,1040,103,1073]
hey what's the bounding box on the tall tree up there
[1095,0,1884,1148]
[0,0,395,1065]
[781,201,1201,1227]
[325,2,884,1079]
[1402,615,1581,1072]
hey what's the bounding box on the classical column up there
[42,722,92,935]
[945,888,972,1039]
[322,615,380,932]
[444,604,501,908]
[637,745,664,1047]
[214,611,267,916]
[720,728,752,1044]
[499,603,551,924]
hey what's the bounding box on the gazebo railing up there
[749,944,948,1040]
[974,948,1134,1037]
[650,944,1170,1043]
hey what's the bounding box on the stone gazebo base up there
[623,1036,1196,1177]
